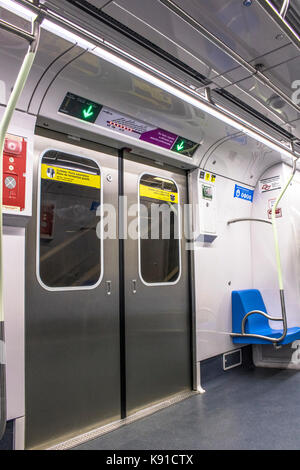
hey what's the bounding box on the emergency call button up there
[4,138,22,155]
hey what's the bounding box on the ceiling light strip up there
[0,16,35,42]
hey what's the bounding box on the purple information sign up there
[139,128,178,150]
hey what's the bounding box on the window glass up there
[139,174,180,284]
[39,150,101,288]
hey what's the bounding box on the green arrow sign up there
[176,140,185,151]
[172,136,199,156]
[82,105,94,120]
[59,93,102,123]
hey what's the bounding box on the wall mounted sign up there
[267,208,282,219]
[234,184,254,202]
[259,175,281,193]
[267,198,282,219]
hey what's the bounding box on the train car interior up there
[0,0,300,452]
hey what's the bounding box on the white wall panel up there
[3,226,25,420]
[192,170,253,361]
[251,163,300,330]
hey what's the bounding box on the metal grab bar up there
[280,0,290,19]
[242,310,284,332]
[0,18,36,43]
[231,290,288,344]
[227,218,272,225]
[256,0,299,50]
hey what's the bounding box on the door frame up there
[25,130,197,446]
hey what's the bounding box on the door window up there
[38,150,102,289]
[139,173,181,285]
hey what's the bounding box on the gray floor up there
[73,367,300,450]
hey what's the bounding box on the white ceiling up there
[10,0,300,144]
[100,0,300,137]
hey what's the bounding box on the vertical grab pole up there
[279,0,290,19]
[0,17,41,440]
[271,154,298,341]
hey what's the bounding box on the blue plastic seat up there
[232,289,300,345]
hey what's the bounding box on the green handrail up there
[0,17,40,441]
[271,158,297,291]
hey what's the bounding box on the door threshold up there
[47,390,198,450]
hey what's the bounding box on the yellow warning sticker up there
[140,184,178,203]
[41,164,101,189]
[200,171,216,184]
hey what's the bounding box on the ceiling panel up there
[215,85,294,130]
[102,0,299,134]
[225,75,299,125]
[247,42,300,72]
[263,55,300,99]
[103,0,249,79]
[172,0,292,60]
[10,0,300,142]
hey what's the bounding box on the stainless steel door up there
[123,153,191,415]
[25,130,120,449]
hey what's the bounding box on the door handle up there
[106,280,112,296]
[132,279,137,294]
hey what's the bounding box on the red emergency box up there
[2,134,26,211]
